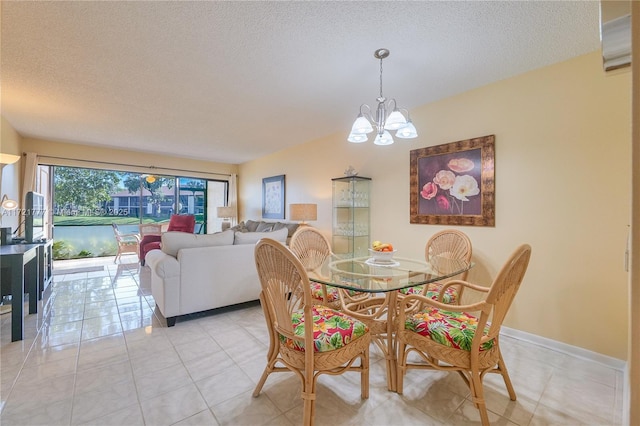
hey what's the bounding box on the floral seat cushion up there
[280,305,369,353]
[310,282,340,303]
[404,307,495,352]
[399,282,459,304]
[310,282,362,304]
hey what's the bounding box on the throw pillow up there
[256,221,274,232]
[233,227,288,245]
[245,219,260,232]
[229,221,247,232]
[161,229,234,257]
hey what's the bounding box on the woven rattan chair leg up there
[469,371,489,426]
[252,364,272,397]
[303,399,313,426]
[497,352,516,401]
[396,341,407,394]
[361,352,370,399]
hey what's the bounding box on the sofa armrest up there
[145,249,181,318]
[146,249,180,279]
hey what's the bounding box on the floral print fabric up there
[404,307,495,352]
[399,282,458,304]
[280,305,369,353]
[310,282,340,303]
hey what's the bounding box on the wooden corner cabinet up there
[331,176,371,258]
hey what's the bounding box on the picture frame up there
[410,135,495,226]
[262,174,286,219]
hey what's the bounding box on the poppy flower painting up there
[410,135,495,226]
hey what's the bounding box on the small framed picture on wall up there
[262,174,285,219]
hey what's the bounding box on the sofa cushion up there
[256,221,274,232]
[245,219,260,232]
[233,227,288,245]
[272,221,300,237]
[161,230,234,257]
[229,221,247,232]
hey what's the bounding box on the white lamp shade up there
[0,153,21,165]
[1,195,18,210]
[351,116,374,134]
[216,206,236,219]
[289,203,317,222]
[395,120,418,139]
[348,132,368,143]
[383,110,407,130]
[374,130,394,146]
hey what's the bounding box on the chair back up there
[167,214,195,233]
[425,229,472,280]
[483,244,532,340]
[254,238,313,346]
[112,223,125,241]
[289,226,332,274]
[139,223,164,238]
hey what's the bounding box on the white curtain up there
[228,173,238,225]
[22,152,38,199]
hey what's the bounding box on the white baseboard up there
[500,326,627,371]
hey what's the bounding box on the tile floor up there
[0,255,624,425]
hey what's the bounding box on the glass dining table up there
[309,254,473,392]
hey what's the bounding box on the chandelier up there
[348,48,418,145]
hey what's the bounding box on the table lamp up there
[289,203,317,225]
[217,206,236,231]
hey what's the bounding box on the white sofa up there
[145,227,289,326]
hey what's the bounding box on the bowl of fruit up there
[369,241,396,263]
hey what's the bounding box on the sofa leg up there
[167,317,177,327]
[140,259,145,266]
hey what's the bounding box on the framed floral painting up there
[410,135,495,226]
[262,174,286,219]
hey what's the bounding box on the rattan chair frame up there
[408,229,473,304]
[253,238,370,426]
[112,223,140,263]
[289,226,341,309]
[396,244,531,426]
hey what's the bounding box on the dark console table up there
[0,241,52,341]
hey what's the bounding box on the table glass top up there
[310,255,473,293]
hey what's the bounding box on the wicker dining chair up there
[111,223,140,263]
[253,238,371,426]
[289,226,342,309]
[399,229,472,304]
[396,244,532,426]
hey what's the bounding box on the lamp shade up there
[348,132,368,143]
[0,153,21,165]
[1,195,18,210]
[289,203,317,222]
[383,110,407,130]
[395,120,418,139]
[217,206,236,219]
[374,130,394,146]
[351,115,374,134]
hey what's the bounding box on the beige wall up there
[239,51,631,360]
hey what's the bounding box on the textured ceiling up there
[1,1,601,164]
